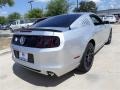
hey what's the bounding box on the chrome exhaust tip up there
[47,71,56,77]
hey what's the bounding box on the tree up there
[0,16,7,24]
[46,0,69,16]
[25,8,43,18]
[0,0,14,7]
[73,1,97,13]
[8,12,21,22]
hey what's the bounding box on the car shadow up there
[13,63,84,87]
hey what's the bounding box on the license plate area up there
[19,52,28,62]
[14,50,34,63]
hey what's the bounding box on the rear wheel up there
[77,43,95,73]
[105,29,112,45]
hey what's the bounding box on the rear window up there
[105,16,114,19]
[106,16,113,17]
[33,14,81,27]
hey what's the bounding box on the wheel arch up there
[89,39,96,47]
[80,39,96,61]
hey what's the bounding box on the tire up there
[22,27,25,29]
[77,42,95,73]
[105,29,112,45]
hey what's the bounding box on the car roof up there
[106,15,115,16]
[49,13,93,19]
[57,12,95,18]
[68,12,94,15]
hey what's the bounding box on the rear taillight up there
[12,35,60,48]
[35,36,60,48]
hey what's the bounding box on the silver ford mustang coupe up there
[11,13,112,77]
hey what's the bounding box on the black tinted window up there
[20,20,24,24]
[33,18,47,25]
[33,14,81,27]
[90,15,103,25]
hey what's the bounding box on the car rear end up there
[11,14,83,76]
[11,28,77,76]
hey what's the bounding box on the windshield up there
[33,14,81,28]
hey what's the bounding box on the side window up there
[12,21,16,25]
[20,20,24,24]
[90,15,103,25]
[81,18,90,26]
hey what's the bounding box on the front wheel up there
[77,43,95,73]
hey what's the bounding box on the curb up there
[0,48,11,55]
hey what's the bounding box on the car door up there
[10,21,17,29]
[17,20,21,29]
[12,20,19,29]
[90,14,106,50]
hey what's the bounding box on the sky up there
[0,0,120,16]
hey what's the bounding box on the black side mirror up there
[103,21,109,24]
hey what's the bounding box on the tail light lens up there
[12,35,60,48]
[35,36,60,48]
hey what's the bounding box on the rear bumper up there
[11,44,80,76]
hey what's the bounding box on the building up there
[97,9,120,18]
